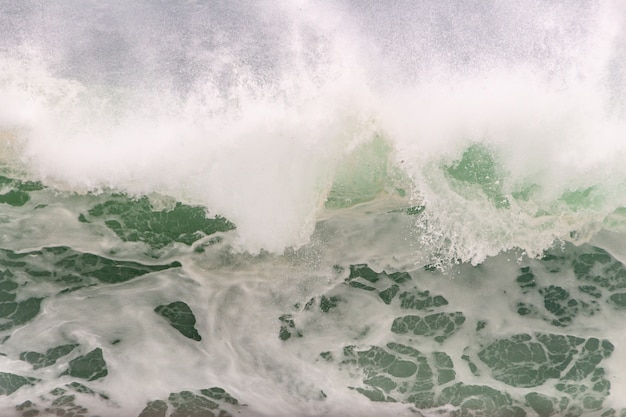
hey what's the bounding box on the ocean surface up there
[1,1,626,416]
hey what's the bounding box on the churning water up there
[1,1,626,416]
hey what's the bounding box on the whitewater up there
[0,0,626,416]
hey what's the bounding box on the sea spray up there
[1,1,626,416]
[2,1,624,259]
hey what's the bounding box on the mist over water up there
[1,1,626,416]
[1,0,625,258]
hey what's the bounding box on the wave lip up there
[0,0,625,259]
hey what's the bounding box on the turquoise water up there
[1,1,626,416]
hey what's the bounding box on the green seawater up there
[1,0,625,414]
[0,169,625,417]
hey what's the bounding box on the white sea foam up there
[2,4,626,416]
